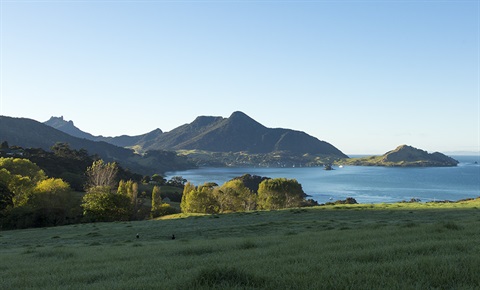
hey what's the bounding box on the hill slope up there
[141,111,348,157]
[342,145,459,167]
[44,112,348,166]
[2,200,480,289]
[0,116,192,174]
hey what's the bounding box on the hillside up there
[342,145,459,167]
[44,112,348,167]
[144,112,348,157]
[0,116,193,174]
[1,200,480,289]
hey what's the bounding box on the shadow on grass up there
[190,266,267,289]
[237,239,256,250]
[33,249,76,259]
[177,246,216,256]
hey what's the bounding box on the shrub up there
[151,203,179,218]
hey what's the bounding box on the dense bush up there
[151,203,179,218]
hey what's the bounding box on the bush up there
[324,197,358,206]
[151,203,179,218]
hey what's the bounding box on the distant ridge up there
[1,116,192,174]
[44,116,163,148]
[45,111,348,158]
[2,116,136,162]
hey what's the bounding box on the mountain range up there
[1,112,347,174]
[45,111,348,157]
[0,116,192,174]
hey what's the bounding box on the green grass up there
[1,200,480,289]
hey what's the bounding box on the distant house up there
[0,148,25,157]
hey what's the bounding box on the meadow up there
[1,200,480,289]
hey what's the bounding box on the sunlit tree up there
[180,182,218,214]
[82,186,131,222]
[257,178,304,210]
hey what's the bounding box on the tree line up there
[0,156,182,229]
[1,147,317,230]
[180,176,312,214]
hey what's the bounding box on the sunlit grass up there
[1,199,480,289]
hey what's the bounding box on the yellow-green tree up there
[0,158,46,183]
[117,180,127,195]
[82,186,131,222]
[29,178,72,226]
[180,182,218,214]
[257,178,304,210]
[32,178,70,207]
[180,182,195,213]
[215,180,254,212]
[0,158,47,207]
[150,185,177,217]
[0,158,78,228]
[151,185,162,210]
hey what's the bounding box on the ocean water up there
[166,156,480,204]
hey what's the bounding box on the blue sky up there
[1,0,479,154]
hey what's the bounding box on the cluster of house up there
[0,142,26,157]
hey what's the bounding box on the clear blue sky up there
[1,0,479,154]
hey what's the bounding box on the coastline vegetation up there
[337,145,459,167]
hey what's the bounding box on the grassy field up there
[1,200,480,289]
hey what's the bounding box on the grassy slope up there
[1,200,480,289]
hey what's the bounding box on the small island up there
[340,145,459,167]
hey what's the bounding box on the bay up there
[166,156,480,204]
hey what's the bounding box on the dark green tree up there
[0,182,14,211]
[151,174,166,185]
[167,176,187,187]
[1,141,9,150]
[142,175,151,184]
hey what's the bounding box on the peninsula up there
[340,145,459,167]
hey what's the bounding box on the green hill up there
[341,145,459,167]
[0,116,193,174]
[139,111,348,157]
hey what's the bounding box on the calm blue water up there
[166,156,480,204]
